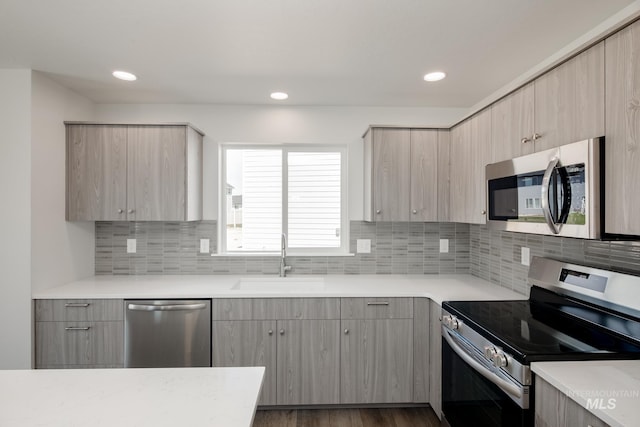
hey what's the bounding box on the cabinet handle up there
[375,209,381,214]
[481,210,486,215]
[412,209,417,214]
[532,133,542,141]
[521,137,531,144]
[367,301,389,306]
[279,329,285,336]
[344,329,349,335]
[128,209,135,214]
[268,330,273,336]
[65,303,90,308]
[65,326,90,331]
[117,209,124,214]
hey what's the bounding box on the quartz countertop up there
[32,274,527,304]
[532,360,640,427]
[0,367,264,427]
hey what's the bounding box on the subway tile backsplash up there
[95,221,471,275]
[95,221,640,295]
[470,224,640,295]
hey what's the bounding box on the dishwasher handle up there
[127,303,207,312]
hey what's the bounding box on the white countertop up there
[532,360,640,427]
[0,367,264,427]
[32,274,526,304]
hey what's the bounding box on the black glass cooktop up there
[443,286,640,364]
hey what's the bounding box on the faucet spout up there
[280,233,292,277]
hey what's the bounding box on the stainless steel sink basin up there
[231,277,325,292]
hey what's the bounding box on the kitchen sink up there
[231,277,325,292]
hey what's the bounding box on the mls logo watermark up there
[568,388,640,411]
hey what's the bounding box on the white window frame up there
[219,143,349,256]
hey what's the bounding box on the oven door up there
[441,328,533,427]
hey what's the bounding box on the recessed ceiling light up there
[423,71,446,82]
[270,92,288,100]
[112,70,137,81]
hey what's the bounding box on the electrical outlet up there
[356,239,371,253]
[521,247,530,266]
[127,239,136,254]
[439,239,449,253]
[200,239,210,253]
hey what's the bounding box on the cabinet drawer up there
[35,321,123,367]
[35,299,124,321]
[341,297,413,319]
[211,298,340,320]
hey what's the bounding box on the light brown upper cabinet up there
[605,20,640,236]
[533,41,605,151]
[490,43,604,161]
[450,109,491,224]
[66,123,203,221]
[363,127,446,222]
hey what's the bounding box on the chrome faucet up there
[280,233,292,277]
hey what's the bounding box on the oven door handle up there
[443,328,523,401]
[541,156,561,234]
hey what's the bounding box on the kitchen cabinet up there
[450,108,492,224]
[35,299,123,368]
[211,298,340,406]
[490,43,604,163]
[66,123,203,221]
[533,42,604,152]
[340,298,414,404]
[363,127,443,222]
[535,377,610,427]
[413,298,430,403]
[428,300,442,419]
[437,130,451,222]
[605,20,640,236]
[491,83,535,162]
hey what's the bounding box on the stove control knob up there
[450,316,460,330]
[442,315,452,328]
[484,346,497,360]
[492,351,508,368]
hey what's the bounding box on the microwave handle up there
[541,157,561,234]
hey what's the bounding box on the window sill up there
[211,252,356,257]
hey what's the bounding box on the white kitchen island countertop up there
[532,360,640,427]
[32,274,526,304]
[0,367,264,427]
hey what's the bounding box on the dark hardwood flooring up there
[252,407,441,427]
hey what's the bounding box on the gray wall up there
[95,221,470,275]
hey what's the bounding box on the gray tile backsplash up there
[95,221,471,275]
[470,224,640,295]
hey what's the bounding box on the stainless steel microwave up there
[486,137,603,239]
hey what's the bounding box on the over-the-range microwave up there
[486,137,603,239]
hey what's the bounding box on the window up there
[221,145,347,254]
[525,198,541,209]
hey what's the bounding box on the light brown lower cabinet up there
[429,300,442,419]
[535,377,610,427]
[340,318,413,403]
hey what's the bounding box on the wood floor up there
[252,407,441,427]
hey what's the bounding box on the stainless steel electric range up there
[441,256,640,427]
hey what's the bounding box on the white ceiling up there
[0,0,635,107]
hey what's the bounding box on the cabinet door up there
[276,319,340,405]
[491,83,534,162]
[127,126,187,221]
[437,130,451,222]
[450,110,491,224]
[534,42,604,151]
[35,321,123,368]
[605,20,640,236]
[413,298,430,403]
[66,125,127,221]
[410,129,438,221]
[211,320,277,405]
[371,128,411,221]
[341,319,413,404]
[429,300,442,419]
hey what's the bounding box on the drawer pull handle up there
[65,303,90,308]
[268,330,273,336]
[344,329,349,335]
[65,326,90,331]
[279,329,285,336]
[367,302,390,306]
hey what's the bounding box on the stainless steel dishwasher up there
[124,299,211,368]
